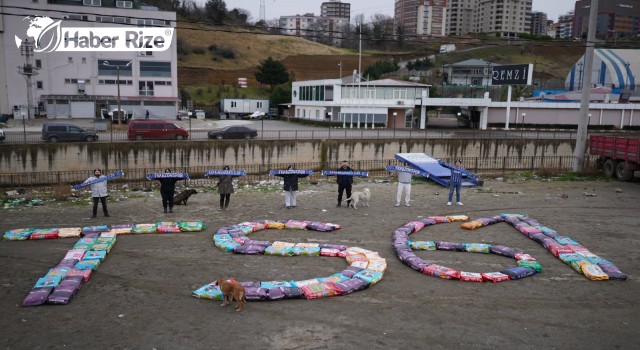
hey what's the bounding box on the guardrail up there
[0,155,598,188]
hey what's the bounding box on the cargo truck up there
[589,134,640,181]
[439,44,456,54]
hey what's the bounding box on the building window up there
[139,81,155,96]
[96,16,128,24]
[231,101,237,108]
[35,59,42,68]
[315,110,319,119]
[36,81,43,89]
[98,60,132,76]
[116,1,133,8]
[68,57,73,63]
[140,61,171,77]
[154,81,172,86]
[66,15,89,21]
[257,102,263,108]
[83,0,101,6]
[82,57,87,64]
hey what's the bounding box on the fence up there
[0,155,598,189]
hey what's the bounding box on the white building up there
[0,0,178,119]
[565,49,639,91]
[291,76,431,129]
[474,0,532,38]
[221,98,269,117]
[279,13,349,45]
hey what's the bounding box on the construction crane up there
[259,0,265,22]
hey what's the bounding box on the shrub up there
[192,47,205,54]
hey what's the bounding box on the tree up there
[270,85,291,108]
[255,57,290,90]
[205,0,227,25]
[363,60,399,80]
[227,8,249,25]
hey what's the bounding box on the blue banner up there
[205,170,247,177]
[146,173,190,181]
[385,165,430,178]
[73,171,124,190]
[321,170,369,177]
[269,170,314,176]
[437,160,477,180]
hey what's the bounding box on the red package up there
[320,248,340,257]
[459,272,483,282]
[514,253,536,261]
[66,268,92,282]
[29,232,59,240]
[547,244,574,257]
[422,264,460,280]
[570,245,590,253]
[481,272,510,283]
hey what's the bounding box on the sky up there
[199,0,575,23]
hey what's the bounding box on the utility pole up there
[259,0,266,23]
[574,0,599,172]
[18,39,38,120]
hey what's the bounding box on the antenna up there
[259,0,266,22]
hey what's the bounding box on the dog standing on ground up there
[217,279,246,312]
[173,189,197,205]
[346,188,371,209]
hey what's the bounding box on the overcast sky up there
[200,0,574,23]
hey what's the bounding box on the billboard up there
[492,64,533,85]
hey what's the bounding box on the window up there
[83,0,101,6]
[154,81,171,86]
[137,19,167,27]
[116,1,133,8]
[140,61,171,77]
[66,15,89,21]
[133,123,149,130]
[96,16,128,24]
[98,60,132,76]
[257,102,263,108]
[82,58,86,64]
[35,59,41,68]
[231,101,237,108]
[151,123,164,130]
[69,126,82,133]
[36,81,43,89]
[68,57,73,63]
[139,81,155,96]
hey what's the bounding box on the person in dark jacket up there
[276,165,309,209]
[447,159,465,206]
[156,168,180,213]
[215,165,234,210]
[336,160,353,207]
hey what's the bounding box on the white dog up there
[346,188,370,209]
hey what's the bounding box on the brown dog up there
[217,279,246,312]
[173,189,197,205]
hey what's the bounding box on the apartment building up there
[0,0,178,119]
[558,11,575,39]
[474,0,532,38]
[447,0,475,36]
[395,0,448,38]
[321,1,350,19]
[574,0,640,39]
[279,13,349,44]
[529,11,547,36]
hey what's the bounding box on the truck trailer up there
[589,134,640,181]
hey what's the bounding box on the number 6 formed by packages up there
[392,214,627,282]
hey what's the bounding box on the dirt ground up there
[1,176,639,349]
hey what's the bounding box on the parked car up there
[208,126,258,140]
[0,129,4,141]
[41,123,98,142]
[265,112,280,119]
[128,120,189,141]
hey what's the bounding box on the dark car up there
[208,126,258,140]
[41,123,98,142]
[265,112,280,120]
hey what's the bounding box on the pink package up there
[422,264,460,280]
[459,272,483,282]
[481,272,510,283]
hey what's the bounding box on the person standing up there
[85,169,109,218]
[156,168,180,213]
[145,110,150,120]
[396,163,413,207]
[336,160,353,207]
[276,165,308,209]
[447,159,464,206]
[215,166,234,210]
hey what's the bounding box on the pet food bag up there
[319,243,348,251]
[514,253,536,261]
[334,278,369,295]
[177,221,206,232]
[261,280,295,289]
[427,216,450,223]
[244,239,271,247]
[233,245,266,255]
[489,245,518,258]
[463,243,491,253]
[344,253,368,265]
[83,250,107,262]
[64,249,87,261]
[320,248,341,257]
[264,221,286,229]
[91,243,114,254]
[517,260,543,273]
[500,266,537,280]
[29,229,59,240]
[461,221,484,230]
[55,259,79,269]
[599,264,627,280]
[47,276,84,305]
[108,228,132,236]
[459,272,483,282]
[405,255,429,271]
[409,240,437,250]
[66,268,92,282]
[284,220,309,230]
[74,259,100,271]
[156,222,181,233]
[45,267,71,279]
[579,262,609,281]
[554,236,580,246]
[271,241,295,249]
[481,272,510,283]
[436,241,464,251]
[192,283,223,300]
[547,244,574,257]
[559,253,586,265]
[264,246,294,256]
[352,269,384,285]
[318,273,350,284]
[341,266,365,278]
[292,246,320,256]
[131,224,157,234]
[57,228,82,238]
[446,215,469,222]
[293,278,322,288]
[279,287,304,299]
[22,287,54,307]
[586,255,613,266]
[34,276,62,288]
[243,287,268,301]
[306,222,341,232]
[82,225,108,233]
[404,221,425,233]
[367,262,388,273]
[73,238,96,250]
[422,265,461,280]
[300,282,342,299]
[3,228,35,241]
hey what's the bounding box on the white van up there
[194,110,205,119]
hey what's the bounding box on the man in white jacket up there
[85,169,110,218]
[396,163,413,207]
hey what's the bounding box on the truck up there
[589,134,640,181]
[439,44,456,54]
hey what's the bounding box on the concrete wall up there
[0,139,576,174]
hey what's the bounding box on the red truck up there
[589,134,640,181]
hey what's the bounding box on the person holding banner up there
[214,166,234,210]
[336,160,353,207]
[155,168,181,213]
[447,160,464,206]
[396,163,413,207]
[84,168,110,218]
[274,165,309,209]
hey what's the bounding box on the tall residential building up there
[574,0,640,39]
[558,11,575,39]
[279,14,349,44]
[395,0,448,38]
[530,11,547,36]
[447,0,475,36]
[0,0,178,118]
[474,0,532,38]
[321,1,351,19]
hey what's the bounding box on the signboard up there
[492,64,533,86]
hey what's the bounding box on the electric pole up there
[18,39,38,119]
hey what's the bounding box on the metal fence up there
[0,128,581,144]
[0,155,598,189]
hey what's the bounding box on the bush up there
[192,47,206,54]
[196,88,203,96]
[208,44,218,52]
[220,48,236,59]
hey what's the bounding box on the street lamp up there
[261,114,264,140]
[522,113,526,128]
[392,112,397,139]
[102,60,132,142]
[338,62,342,79]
